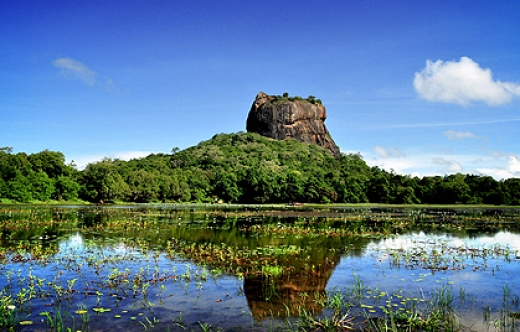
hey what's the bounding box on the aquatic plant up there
[1,205,520,331]
[0,293,17,329]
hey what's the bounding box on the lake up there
[1,205,520,331]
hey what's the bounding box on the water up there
[1,205,520,331]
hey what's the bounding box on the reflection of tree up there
[244,253,340,319]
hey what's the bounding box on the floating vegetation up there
[0,205,519,331]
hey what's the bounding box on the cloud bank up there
[414,57,520,106]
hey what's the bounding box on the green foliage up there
[28,171,54,201]
[54,175,80,201]
[7,171,33,202]
[81,159,129,202]
[0,135,519,204]
[28,150,70,178]
[0,148,80,203]
[271,93,323,105]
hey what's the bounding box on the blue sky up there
[2,1,520,179]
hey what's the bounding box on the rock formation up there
[246,92,340,157]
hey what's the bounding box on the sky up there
[2,1,520,179]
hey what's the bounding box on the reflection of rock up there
[244,254,340,319]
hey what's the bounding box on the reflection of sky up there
[367,231,520,252]
[330,230,520,332]
[59,233,138,256]
[59,232,83,250]
[473,231,520,251]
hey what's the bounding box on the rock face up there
[246,92,340,157]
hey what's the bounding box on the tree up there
[0,147,13,154]
[438,174,471,204]
[29,171,54,201]
[241,165,278,203]
[29,150,71,178]
[281,170,305,202]
[54,176,80,201]
[212,171,242,203]
[7,171,32,202]
[503,178,520,205]
[81,159,129,202]
[392,175,419,204]
[168,169,192,202]
[465,175,503,204]
[0,177,7,199]
[126,169,161,202]
[367,168,392,203]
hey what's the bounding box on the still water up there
[1,205,520,331]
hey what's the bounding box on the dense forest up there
[1,133,520,205]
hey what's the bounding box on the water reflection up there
[244,254,340,319]
[1,205,520,331]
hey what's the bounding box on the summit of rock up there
[246,92,340,157]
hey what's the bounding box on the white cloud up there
[53,58,97,86]
[362,146,520,180]
[509,155,520,173]
[432,157,462,172]
[477,167,512,180]
[374,146,405,158]
[363,151,432,176]
[52,57,120,92]
[414,56,520,106]
[374,146,388,157]
[476,154,520,179]
[443,130,478,140]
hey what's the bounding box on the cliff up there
[246,92,341,158]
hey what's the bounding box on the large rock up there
[246,92,340,157]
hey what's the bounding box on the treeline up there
[1,133,520,205]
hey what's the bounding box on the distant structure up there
[246,92,341,157]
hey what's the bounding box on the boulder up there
[246,92,340,157]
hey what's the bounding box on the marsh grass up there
[1,205,520,331]
[0,293,17,330]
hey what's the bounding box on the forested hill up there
[1,133,520,204]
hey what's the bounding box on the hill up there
[1,134,520,205]
[80,132,371,204]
